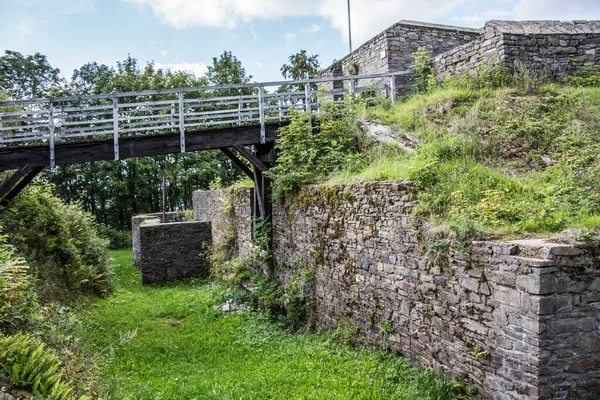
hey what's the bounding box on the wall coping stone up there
[486,20,600,35]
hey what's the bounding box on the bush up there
[412,46,435,94]
[0,183,112,302]
[0,333,74,399]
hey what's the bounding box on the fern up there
[0,333,73,400]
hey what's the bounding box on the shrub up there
[0,183,112,302]
[269,99,364,204]
[0,333,74,399]
[281,267,315,332]
[97,225,131,250]
[566,64,600,87]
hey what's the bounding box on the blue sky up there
[1,0,599,84]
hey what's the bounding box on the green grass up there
[327,84,600,239]
[79,250,464,400]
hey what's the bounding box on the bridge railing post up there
[171,103,176,129]
[113,98,119,160]
[305,81,312,125]
[238,96,243,126]
[258,86,265,144]
[48,102,55,168]
[0,118,3,146]
[389,75,397,104]
[179,92,185,153]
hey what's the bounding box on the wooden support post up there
[178,92,185,153]
[0,166,43,206]
[349,79,355,94]
[390,76,397,103]
[48,103,55,168]
[113,98,119,160]
[258,86,265,144]
[0,165,31,200]
[233,145,267,172]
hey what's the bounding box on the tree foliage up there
[0,50,62,99]
[268,99,364,204]
[42,55,244,228]
[280,49,321,92]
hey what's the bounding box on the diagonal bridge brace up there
[220,145,272,224]
[0,164,44,206]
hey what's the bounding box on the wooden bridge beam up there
[219,147,253,179]
[0,165,44,206]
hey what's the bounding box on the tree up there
[47,55,243,228]
[280,50,320,92]
[0,50,62,99]
[208,51,252,86]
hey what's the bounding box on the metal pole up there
[178,92,185,153]
[258,86,265,144]
[112,98,119,160]
[48,102,55,168]
[162,174,166,223]
[347,0,352,53]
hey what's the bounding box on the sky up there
[1,0,600,84]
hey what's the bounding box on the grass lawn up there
[79,249,464,399]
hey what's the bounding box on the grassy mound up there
[329,84,600,239]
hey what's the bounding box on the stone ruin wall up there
[433,21,600,80]
[192,188,253,258]
[193,183,600,400]
[131,212,211,284]
[432,27,504,79]
[321,21,478,96]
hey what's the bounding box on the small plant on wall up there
[412,46,435,94]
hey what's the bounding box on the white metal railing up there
[0,70,412,167]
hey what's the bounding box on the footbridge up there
[0,70,411,217]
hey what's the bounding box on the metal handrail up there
[0,70,412,167]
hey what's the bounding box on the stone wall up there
[132,212,211,284]
[433,28,503,79]
[192,188,252,257]
[434,20,600,80]
[193,182,600,399]
[322,20,478,96]
[132,211,187,267]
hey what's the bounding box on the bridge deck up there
[0,70,411,171]
[0,123,281,170]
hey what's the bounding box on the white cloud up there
[512,0,600,20]
[285,33,297,46]
[155,61,208,77]
[126,0,469,43]
[459,9,512,27]
[17,20,33,40]
[160,49,168,56]
[253,61,264,68]
[302,24,321,33]
[459,0,600,27]
[125,0,600,45]
[16,0,96,15]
